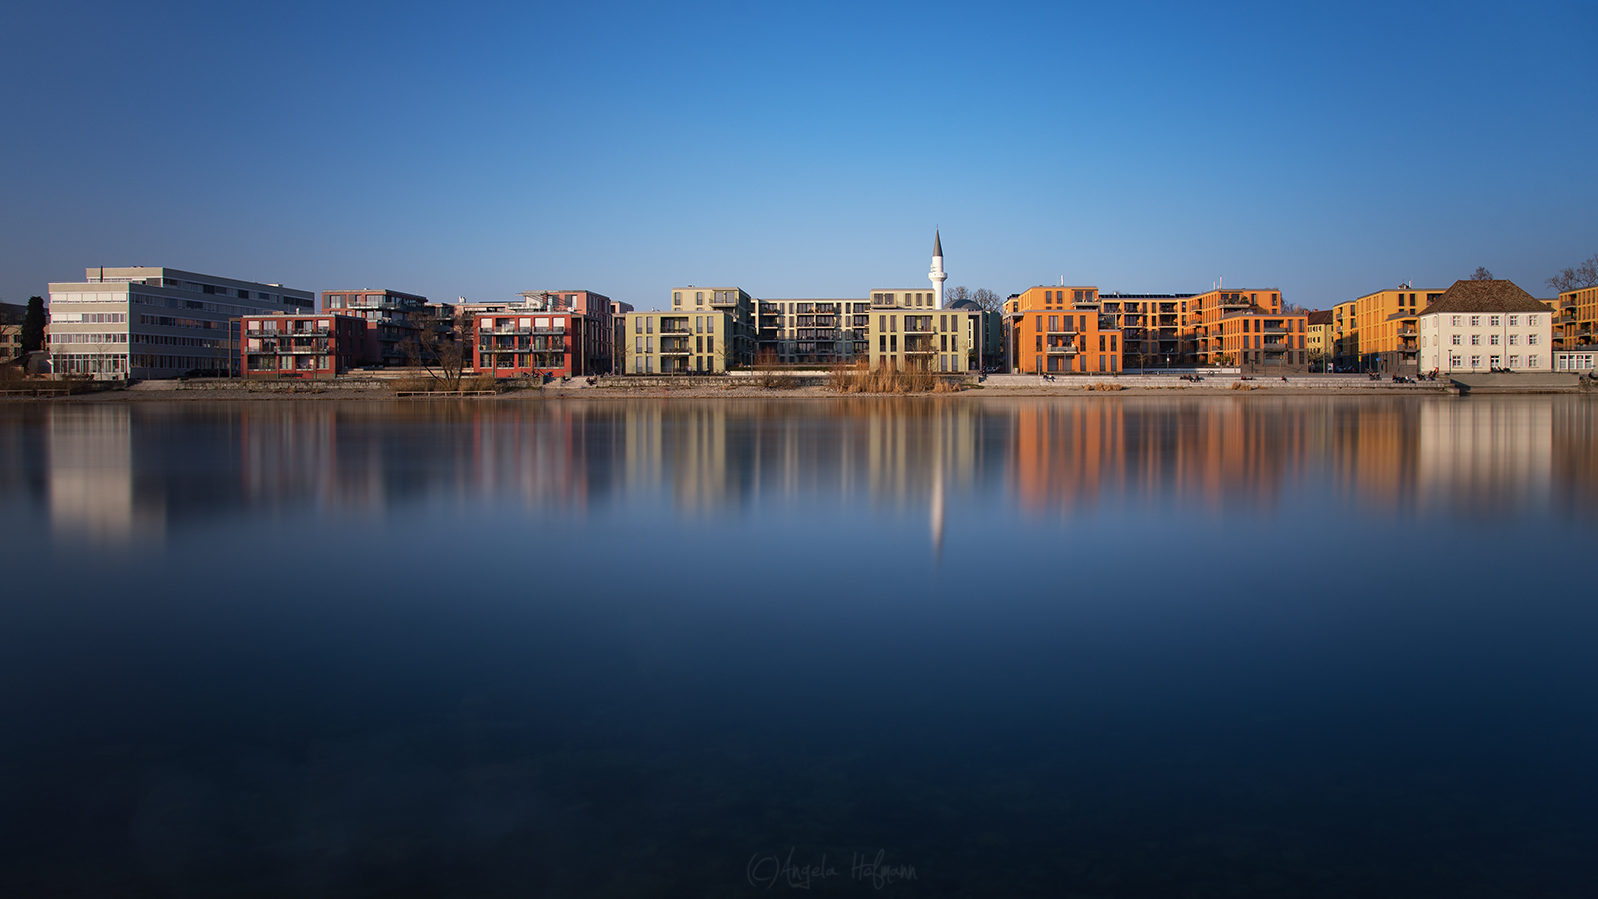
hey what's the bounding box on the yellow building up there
[1306,310,1333,369]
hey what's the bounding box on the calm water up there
[1,396,1595,897]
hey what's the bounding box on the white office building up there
[48,266,313,379]
[1418,279,1552,374]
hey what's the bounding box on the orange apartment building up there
[1005,286,1122,375]
[1554,284,1597,349]
[1330,286,1445,373]
[1206,305,1310,373]
[1099,292,1198,369]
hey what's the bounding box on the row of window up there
[50,333,128,344]
[1438,333,1539,346]
[1446,355,1538,369]
[1445,314,1540,327]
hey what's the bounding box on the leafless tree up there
[1547,254,1598,293]
[401,310,471,389]
[945,285,972,304]
[1471,266,1494,281]
[972,288,1002,311]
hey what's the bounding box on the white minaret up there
[929,230,947,309]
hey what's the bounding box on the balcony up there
[1045,343,1078,354]
[531,326,565,335]
[1396,328,1418,337]
[479,326,530,335]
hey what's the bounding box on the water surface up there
[1,396,1594,896]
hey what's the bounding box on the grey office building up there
[48,266,313,379]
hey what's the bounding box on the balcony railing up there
[1396,328,1418,336]
[479,326,531,335]
[1045,343,1078,354]
[247,327,328,337]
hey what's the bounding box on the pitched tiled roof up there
[1419,280,1549,316]
[1307,309,1333,325]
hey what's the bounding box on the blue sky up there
[2,1,1594,311]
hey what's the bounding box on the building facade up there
[1207,306,1310,372]
[1554,346,1598,372]
[473,311,588,378]
[1306,309,1333,369]
[1331,286,1445,373]
[1005,287,1122,375]
[48,266,312,379]
[670,287,755,367]
[241,314,377,379]
[1554,284,1597,349]
[322,289,429,367]
[1418,279,1552,374]
[624,311,733,374]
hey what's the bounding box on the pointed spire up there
[933,230,942,258]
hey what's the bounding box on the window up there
[1470,316,1480,326]
[1529,354,1538,367]
[1048,315,1058,332]
[1451,355,1462,367]
[1490,334,1500,345]
[635,317,642,334]
[1509,334,1519,345]
[1471,335,1481,345]
[1509,315,1518,326]
[1510,355,1521,368]
[695,292,703,304]
[1452,315,1461,326]
[1528,334,1538,345]
[1451,334,1461,345]
[634,336,642,352]
[706,336,714,353]
[706,317,714,334]
[1528,315,1539,326]
[1471,355,1481,368]
[1490,316,1500,326]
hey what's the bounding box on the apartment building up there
[759,298,870,365]
[240,314,377,379]
[1190,288,1281,366]
[624,311,733,373]
[1554,284,1597,349]
[1208,305,1310,372]
[322,289,429,367]
[1004,286,1122,375]
[1329,286,1445,373]
[519,290,614,374]
[473,311,595,378]
[1097,292,1195,370]
[48,266,312,379]
[1418,279,1552,373]
[866,294,982,373]
[670,287,755,367]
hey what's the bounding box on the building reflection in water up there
[46,405,164,544]
[21,396,1596,545]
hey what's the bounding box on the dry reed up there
[828,362,961,394]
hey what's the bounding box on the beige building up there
[670,287,755,367]
[1418,279,1552,374]
[865,289,981,373]
[625,311,734,374]
[1306,309,1333,368]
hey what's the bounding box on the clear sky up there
[2,1,1594,311]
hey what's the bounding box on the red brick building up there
[241,314,378,379]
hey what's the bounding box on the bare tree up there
[1547,254,1598,293]
[945,285,972,304]
[972,288,1002,311]
[402,310,470,389]
[1471,266,1494,281]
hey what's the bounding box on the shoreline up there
[5,372,1591,402]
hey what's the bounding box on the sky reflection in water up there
[0,396,1594,897]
